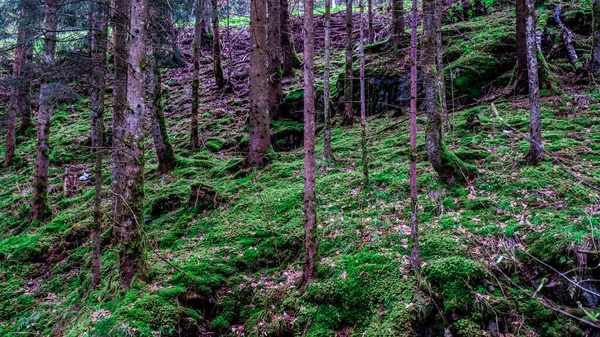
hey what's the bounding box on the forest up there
[0,0,599,334]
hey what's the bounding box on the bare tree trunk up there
[343,0,354,126]
[211,0,225,88]
[593,0,600,74]
[267,0,283,119]
[390,0,404,48]
[323,0,333,161]
[116,0,149,289]
[280,0,301,76]
[525,0,543,165]
[359,0,368,186]
[148,65,176,173]
[302,0,317,287]
[191,0,203,150]
[31,0,59,220]
[248,0,271,168]
[436,0,449,132]
[367,0,374,44]
[90,0,109,289]
[554,6,582,71]
[515,0,528,94]
[409,0,419,270]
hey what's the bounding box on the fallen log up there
[554,6,583,71]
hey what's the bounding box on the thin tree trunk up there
[302,0,317,287]
[390,0,404,48]
[367,0,374,44]
[593,0,600,74]
[31,0,59,220]
[191,0,203,150]
[248,0,271,167]
[343,0,354,126]
[147,64,176,173]
[267,0,283,119]
[554,6,582,71]
[211,0,225,88]
[515,0,528,94]
[525,0,543,165]
[436,0,449,132]
[116,0,149,289]
[90,0,109,289]
[17,9,35,137]
[409,0,419,271]
[359,0,368,186]
[280,0,301,76]
[323,0,333,161]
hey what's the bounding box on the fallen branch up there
[554,6,583,71]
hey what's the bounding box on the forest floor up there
[1,3,600,337]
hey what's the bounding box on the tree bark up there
[390,0,404,48]
[211,0,226,88]
[409,0,419,271]
[148,64,177,173]
[31,0,59,220]
[526,0,543,165]
[90,0,109,289]
[515,0,528,94]
[17,9,35,137]
[554,6,582,71]
[191,0,203,150]
[343,0,354,126]
[302,0,317,287]
[116,0,149,289]
[323,0,333,161]
[367,0,374,44]
[593,0,600,74]
[436,0,449,132]
[267,0,283,119]
[248,0,271,167]
[280,0,301,76]
[359,0,369,186]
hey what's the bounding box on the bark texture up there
[593,0,600,74]
[32,0,59,220]
[191,0,203,150]
[280,0,301,75]
[526,0,543,165]
[248,0,271,167]
[515,0,528,93]
[343,0,354,126]
[211,0,226,88]
[267,0,283,119]
[409,0,420,270]
[116,0,149,289]
[359,0,369,186]
[323,0,333,161]
[148,66,177,173]
[302,0,317,287]
[391,0,405,48]
[367,0,374,44]
[17,1,36,135]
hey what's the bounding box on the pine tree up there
[280,0,301,75]
[359,0,369,186]
[211,0,225,88]
[592,0,600,74]
[343,0,354,126]
[191,0,203,150]
[409,0,419,270]
[267,0,283,119]
[323,0,333,161]
[525,0,543,165]
[390,0,404,48]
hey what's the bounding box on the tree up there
[343,0,354,126]
[367,0,374,44]
[359,0,368,186]
[248,0,271,167]
[593,0,600,74]
[525,0,543,165]
[17,0,37,136]
[390,0,404,48]
[436,3,449,132]
[114,0,149,289]
[302,0,317,287]
[515,0,528,94]
[409,0,419,270]
[422,0,474,184]
[89,0,109,289]
[323,0,333,161]
[267,0,283,119]
[31,0,59,220]
[280,0,300,75]
[191,0,203,150]
[210,0,225,88]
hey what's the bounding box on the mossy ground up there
[1,4,600,337]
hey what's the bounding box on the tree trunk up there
[302,0,317,287]
[367,0,374,44]
[593,0,600,74]
[423,0,474,184]
[515,0,528,94]
[211,0,225,88]
[525,0,543,165]
[31,0,59,220]
[17,9,35,137]
[343,0,354,126]
[148,65,177,173]
[359,0,369,186]
[267,0,283,119]
[248,0,271,168]
[116,0,149,289]
[436,0,449,132]
[323,0,333,161]
[280,0,301,76]
[191,0,203,150]
[390,0,404,48]
[409,0,419,270]
[90,0,109,289]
